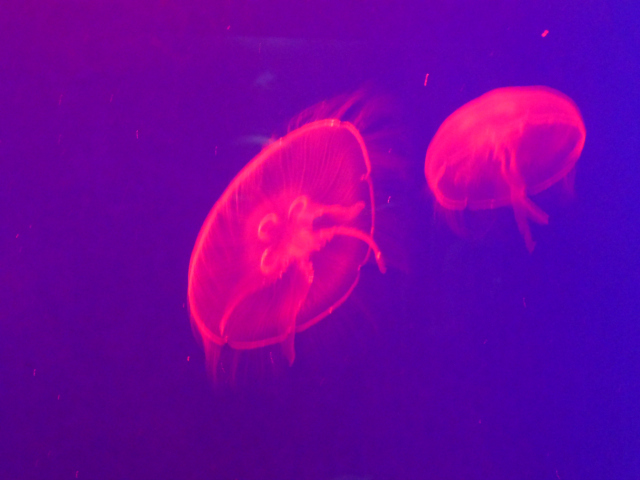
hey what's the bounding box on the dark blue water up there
[1,2,638,479]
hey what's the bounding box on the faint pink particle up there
[58,94,63,106]
[542,29,549,37]
[136,130,139,139]
[424,73,429,86]
[33,369,36,376]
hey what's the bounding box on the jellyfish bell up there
[425,86,586,252]
[188,112,388,382]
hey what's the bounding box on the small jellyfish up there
[425,86,586,251]
[188,115,386,379]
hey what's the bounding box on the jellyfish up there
[425,86,586,251]
[188,116,386,380]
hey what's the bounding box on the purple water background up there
[1,1,638,479]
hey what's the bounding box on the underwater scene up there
[1,1,639,479]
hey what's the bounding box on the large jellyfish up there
[425,86,586,251]
[188,114,386,379]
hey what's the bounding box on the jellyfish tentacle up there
[282,260,315,365]
[315,201,365,222]
[512,189,549,253]
[333,91,364,120]
[281,331,296,366]
[204,340,222,383]
[317,226,386,273]
[298,257,315,285]
[501,147,549,252]
[521,196,549,225]
[512,198,538,253]
[219,285,255,338]
[296,198,365,225]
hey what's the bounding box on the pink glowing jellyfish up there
[188,117,386,378]
[425,86,586,251]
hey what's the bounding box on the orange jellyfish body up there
[188,119,385,375]
[425,86,586,251]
